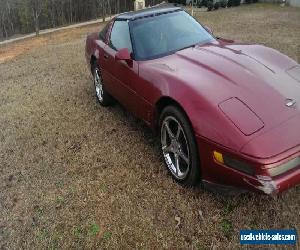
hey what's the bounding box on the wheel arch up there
[154,96,194,135]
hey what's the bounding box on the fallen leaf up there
[198,210,204,221]
[175,216,181,228]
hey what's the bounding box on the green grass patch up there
[37,229,49,241]
[221,219,233,237]
[73,226,84,238]
[88,223,100,236]
[103,231,112,241]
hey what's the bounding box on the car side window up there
[109,20,133,53]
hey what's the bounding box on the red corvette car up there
[85,6,300,194]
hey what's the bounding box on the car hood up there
[145,41,300,158]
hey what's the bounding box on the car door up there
[101,20,142,117]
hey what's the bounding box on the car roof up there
[116,5,182,21]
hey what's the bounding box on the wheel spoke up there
[179,150,189,164]
[176,125,182,140]
[175,153,180,174]
[162,144,173,153]
[165,121,175,139]
[95,70,100,83]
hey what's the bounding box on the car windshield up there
[130,10,215,60]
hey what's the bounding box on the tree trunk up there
[7,1,14,35]
[1,12,8,38]
[69,0,73,23]
[107,0,111,18]
[34,14,40,36]
[102,1,105,22]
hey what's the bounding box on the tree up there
[27,0,43,36]
[0,0,160,41]
[99,0,106,22]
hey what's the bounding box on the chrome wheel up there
[94,68,103,102]
[161,116,190,180]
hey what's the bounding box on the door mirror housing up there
[115,48,131,61]
[204,25,213,35]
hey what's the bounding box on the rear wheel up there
[159,105,201,186]
[92,64,112,106]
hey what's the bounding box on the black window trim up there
[99,22,110,42]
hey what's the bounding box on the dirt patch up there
[0,23,101,64]
[0,37,47,64]
[0,4,299,249]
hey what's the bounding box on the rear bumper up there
[196,136,300,195]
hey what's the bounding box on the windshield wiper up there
[176,43,197,53]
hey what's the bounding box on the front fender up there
[139,62,249,153]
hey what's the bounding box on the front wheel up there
[92,65,112,106]
[159,105,201,186]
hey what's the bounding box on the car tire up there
[159,105,201,186]
[92,63,112,106]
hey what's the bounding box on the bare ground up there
[0,4,299,249]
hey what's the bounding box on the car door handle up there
[104,53,109,59]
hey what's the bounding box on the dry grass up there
[0,37,47,64]
[191,3,300,62]
[0,3,299,249]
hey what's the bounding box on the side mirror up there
[204,25,213,35]
[115,48,131,61]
